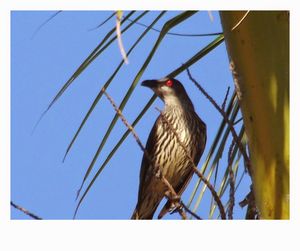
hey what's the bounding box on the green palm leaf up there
[40,11,138,116]
[189,96,241,215]
[187,91,236,208]
[209,126,246,218]
[63,11,167,162]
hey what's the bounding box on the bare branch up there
[227,139,236,219]
[181,203,202,220]
[186,68,252,177]
[11,201,42,220]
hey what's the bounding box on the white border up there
[0,0,294,10]
[1,0,299,250]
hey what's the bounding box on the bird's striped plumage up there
[132,78,206,219]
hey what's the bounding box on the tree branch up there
[11,201,42,220]
[186,68,252,177]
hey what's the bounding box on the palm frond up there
[209,126,246,218]
[63,11,166,162]
[189,96,241,215]
[43,11,137,114]
[186,91,236,208]
[89,12,116,31]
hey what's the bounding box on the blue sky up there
[11,11,251,219]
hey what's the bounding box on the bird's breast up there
[152,110,200,183]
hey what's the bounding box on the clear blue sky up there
[11,11,251,219]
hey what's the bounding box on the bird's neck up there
[164,95,194,113]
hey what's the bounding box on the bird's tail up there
[131,208,156,220]
[131,209,140,219]
[131,203,158,220]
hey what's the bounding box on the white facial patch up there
[160,85,170,92]
[164,94,181,107]
[160,84,181,106]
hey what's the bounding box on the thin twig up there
[31,11,62,39]
[11,201,42,220]
[181,203,202,220]
[88,12,116,31]
[155,107,226,220]
[126,18,223,37]
[227,139,236,219]
[160,177,187,220]
[231,11,250,31]
[102,88,200,220]
[222,87,230,111]
[233,117,243,125]
[186,68,252,177]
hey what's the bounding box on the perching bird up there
[131,77,206,219]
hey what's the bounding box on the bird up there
[131,77,206,219]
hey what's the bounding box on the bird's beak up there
[141,79,158,88]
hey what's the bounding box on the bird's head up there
[141,78,194,109]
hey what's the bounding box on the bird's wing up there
[137,115,162,203]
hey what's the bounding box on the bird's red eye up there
[166,79,173,87]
